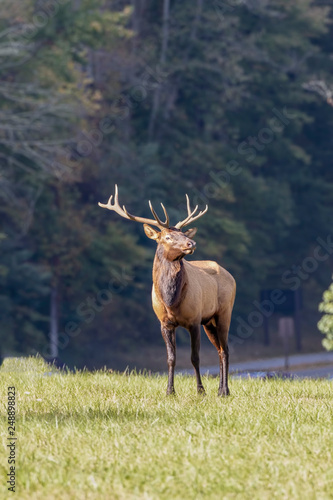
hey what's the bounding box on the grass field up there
[1,357,332,500]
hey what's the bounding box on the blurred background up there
[1,0,333,371]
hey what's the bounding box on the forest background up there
[1,0,333,370]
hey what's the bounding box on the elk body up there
[99,186,236,396]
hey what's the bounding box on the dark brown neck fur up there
[153,245,185,307]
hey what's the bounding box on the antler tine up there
[176,205,198,227]
[122,205,136,221]
[186,193,191,216]
[175,194,208,229]
[186,194,199,218]
[98,194,113,209]
[149,201,169,228]
[98,183,118,210]
[160,203,170,227]
[98,184,170,228]
[175,193,199,228]
[186,205,208,224]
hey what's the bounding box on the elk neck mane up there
[153,244,186,307]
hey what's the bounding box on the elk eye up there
[165,235,172,241]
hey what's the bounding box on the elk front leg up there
[161,323,176,395]
[189,324,205,394]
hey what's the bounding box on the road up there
[177,351,333,379]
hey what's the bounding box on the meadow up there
[0,357,332,500]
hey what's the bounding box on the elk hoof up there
[218,387,230,397]
[197,386,206,395]
[166,388,175,396]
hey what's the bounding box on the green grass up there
[1,357,332,500]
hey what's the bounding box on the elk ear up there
[184,227,197,239]
[143,224,160,241]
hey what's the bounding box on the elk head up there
[143,226,197,261]
[98,185,208,261]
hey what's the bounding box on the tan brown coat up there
[98,185,236,396]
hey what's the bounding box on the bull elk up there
[99,186,236,396]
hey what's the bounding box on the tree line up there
[1,0,333,367]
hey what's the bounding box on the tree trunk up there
[190,0,204,41]
[131,0,140,55]
[160,0,170,66]
[148,0,170,139]
[49,284,59,359]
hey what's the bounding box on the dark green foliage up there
[1,0,333,366]
[318,275,333,350]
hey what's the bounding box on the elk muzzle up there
[183,239,196,255]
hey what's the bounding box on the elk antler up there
[175,194,208,229]
[98,185,170,229]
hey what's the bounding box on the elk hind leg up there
[203,318,230,397]
[216,314,231,397]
